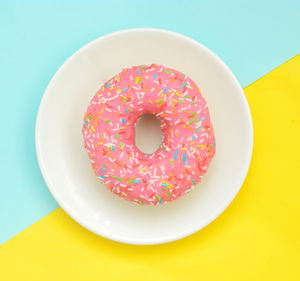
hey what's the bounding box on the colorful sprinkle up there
[183,153,188,166]
[174,150,178,160]
[189,117,195,124]
[105,82,112,88]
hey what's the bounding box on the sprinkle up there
[85,121,88,127]
[197,127,202,134]
[99,175,105,179]
[174,150,178,160]
[200,117,205,121]
[165,70,172,74]
[161,179,174,188]
[178,99,184,103]
[135,76,142,84]
[184,96,190,99]
[164,87,168,93]
[162,183,168,187]
[197,145,206,149]
[192,112,196,115]
[189,117,195,124]
[103,164,108,167]
[122,87,127,91]
[115,176,123,182]
[154,73,157,78]
[156,98,163,104]
[115,134,120,139]
[181,82,187,88]
[101,167,105,171]
[137,71,141,74]
[126,109,130,114]
[121,118,125,124]
[105,82,112,88]
[183,153,188,166]
[127,179,134,184]
[121,192,127,196]
[87,115,92,120]
[133,179,141,183]
[155,194,161,201]
[139,166,147,172]
[192,136,195,140]
[140,66,146,69]
[105,119,111,123]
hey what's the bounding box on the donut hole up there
[135,114,163,154]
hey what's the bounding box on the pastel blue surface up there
[0,0,299,244]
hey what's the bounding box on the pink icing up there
[82,64,216,205]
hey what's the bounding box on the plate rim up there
[35,28,253,245]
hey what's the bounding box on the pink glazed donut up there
[82,64,216,205]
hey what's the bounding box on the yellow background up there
[1,56,299,281]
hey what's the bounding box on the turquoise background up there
[0,0,299,244]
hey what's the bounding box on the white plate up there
[36,28,253,245]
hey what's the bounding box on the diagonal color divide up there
[1,0,300,244]
[1,55,299,281]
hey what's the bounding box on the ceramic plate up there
[36,28,253,245]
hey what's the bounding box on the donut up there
[82,64,216,205]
